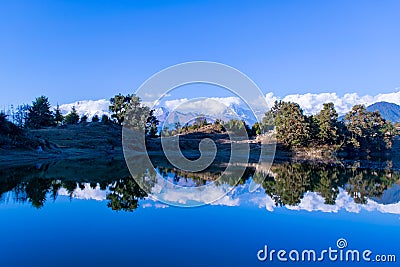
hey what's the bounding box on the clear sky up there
[1,0,399,108]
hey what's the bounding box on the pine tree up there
[80,115,88,123]
[269,101,311,148]
[315,103,339,145]
[91,115,100,122]
[64,106,80,125]
[54,104,64,126]
[101,114,109,123]
[344,105,395,150]
[109,94,134,125]
[15,104,29,127]
[252,122,261,136]
[109,94,159,134]
[26,96,55,128]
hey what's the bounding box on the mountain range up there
[366,102,400,122]
[59,98,258,126]
[58,93,400,125]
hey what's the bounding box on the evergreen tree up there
[80,115,88,123]
[15,104,29,127]
[261,110,275,132]
[251,122,261,136]
[268,101,311,148]
[109,94,159,134]
[91,115,100,122]
[101,114,109,123]
[26,96,54,128]
[109,94,133,125]
[174,122,182,133]
[64,106,80,125]
[54,104,64,126]
[146,109,159,137]
[344,105,396,150]
[194,116,208,127]
[315,103,339,145]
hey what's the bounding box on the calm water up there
[0,158,399,266]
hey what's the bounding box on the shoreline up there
[0,124,399,171]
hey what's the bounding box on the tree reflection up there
[259,163,398,207]
[25,178,52,208]
[106,176,147,212]
[0,160,398,210]
[346,169,397,204]
[263,164,312,206]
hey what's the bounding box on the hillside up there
[367,101,400,122]
[0,123,123,167]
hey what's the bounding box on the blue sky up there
[1,0,400,108]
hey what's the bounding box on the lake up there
[0,158,399,266]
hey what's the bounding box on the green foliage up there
[14,104,29,127]
[109,94,141,125]
[261,163,398,206]
[269,101,311,148]
[25,178,52,208]
[63,106,80,125]
[146,110,159,137]
[0,160,397,210]
[110,94,159,136]
[106,176,147,212]
[91,115,100,122]
[101,114,109,123]
[0,112,22,136]
[223,119,251,136]
[262,101,397,152]
[314,102,340,145]
[54,104,64,126]
[161,126,171,137]
[26,96,55,128]
[344,105,396,150]
[194,115,208,127]
[263,163,311,206]
[80,115,88,124]
[252,122,261,136]
[174,122,181,132]
[261,110,275,132]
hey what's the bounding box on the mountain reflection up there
[0,159,399,213]
[263,163,398,206]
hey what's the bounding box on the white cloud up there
[164,98,189,110]
[162,90,400,117]
[285,188,400,215]
[51,181,400,215]
[58,99,110,120]
[163,97,241,113]
[57,183,109,201]
[265,90,400,115]
[154,183,241,207]
[56,89,400,123]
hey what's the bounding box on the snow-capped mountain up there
[57,90,400,123]
[58,99,110,120]
[154,103,257,128]
[57,98,256,124]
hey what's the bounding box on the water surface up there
[0,159,399,266]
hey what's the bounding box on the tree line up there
[1,161,397,210]
[1,95,112,129]
[1,94,397,152]
[263,101,397,151]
